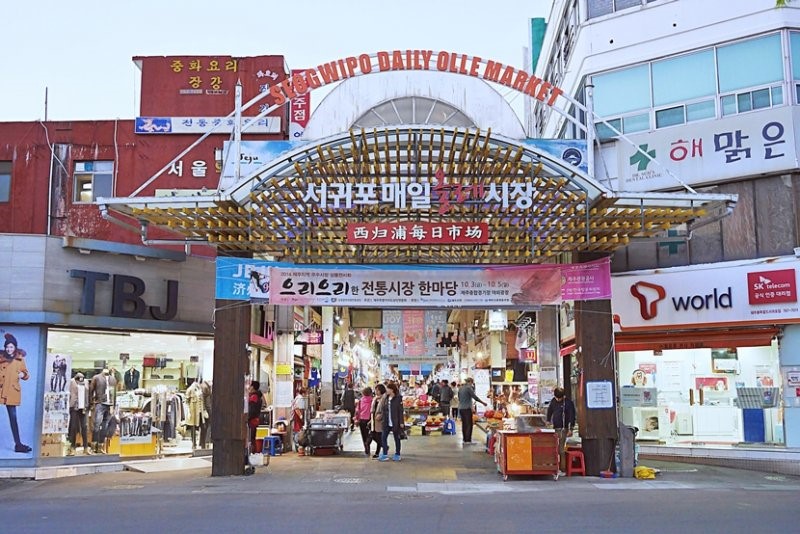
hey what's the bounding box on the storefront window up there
[618,340,782,446]
[717,34,783,93]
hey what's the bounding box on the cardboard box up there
[40,443,64,457]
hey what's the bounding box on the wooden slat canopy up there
[99,126,736,264]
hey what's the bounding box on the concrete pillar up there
[211,299,251,476]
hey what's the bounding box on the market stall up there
[493,415,560,481]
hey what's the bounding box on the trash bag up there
[634,465,657,480]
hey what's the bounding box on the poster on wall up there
[119,413,153,444]
[403,311,425,357]
[696,376,729,392]
[0,326,40,458]
[41,353,72,434]
[540,366,558,405]
[424,310,447,355]
[381,310,403,356]
[473,369,491,416]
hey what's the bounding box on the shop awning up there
[614,327,780,352]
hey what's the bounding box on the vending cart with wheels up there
[495,430,560,481]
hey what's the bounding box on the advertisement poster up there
[120,414,153,444]
[424,310,448,355]
[381,311,403,356]
[216,257,612,304]
[403,311,425,357]
[540,366,558,405]
[268,258,611,308]
[0,326,40,458]
[42,353,72,434]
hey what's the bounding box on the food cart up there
[307,421,344,455]
[494,415,560,481]
[305,412,348,455]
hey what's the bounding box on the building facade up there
[536,0,800,453]
[0,55,289,466]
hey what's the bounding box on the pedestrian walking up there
[546,387,576,475]
[379,382,404,462]
[457,377,487,445]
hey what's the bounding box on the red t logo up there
[630,282,666,320]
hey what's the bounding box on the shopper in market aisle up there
[438,379,453,418]
[368,384,386,458]
[457,377,487,445]
[341,382,356,432]
[546,387,576,475]
[379,382,404,462]
[355,386,374,456]
[450,382,459,419]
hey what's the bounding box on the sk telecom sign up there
[612,256,800,330]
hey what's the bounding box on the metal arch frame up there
[224,125,605,207]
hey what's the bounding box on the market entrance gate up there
[97,50,737,476]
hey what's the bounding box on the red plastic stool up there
[566,450,586,476]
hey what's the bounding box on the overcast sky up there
[3,0,552,122]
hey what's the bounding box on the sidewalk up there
[2,425,799,481]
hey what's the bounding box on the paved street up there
[1,430,798,533]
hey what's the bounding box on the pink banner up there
[560,258,612,300]
[403,310,425,357]
[268,258,610,308]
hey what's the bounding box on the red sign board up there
[747,268,797,305]
[347,222,489,245]
[136,55,288,119]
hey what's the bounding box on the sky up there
[3,0,553,122]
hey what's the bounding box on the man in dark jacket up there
[457,377,487,444]
[341,382,356,431]
[546,387,576,473]
[438,379,453,417]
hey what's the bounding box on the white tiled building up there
[535,0,800,459]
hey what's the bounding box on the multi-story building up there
[0,55,288,466]
[536,0,800,467]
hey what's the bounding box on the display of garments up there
[69,376,90,410]
[90,372,117,405]
[68,408,88,447]
[124,368,140,390]
[93,403,113,445]
[185,382,206,427]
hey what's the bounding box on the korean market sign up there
[347,222,489,245]
[266,258,611,308]
[617,106,796,191]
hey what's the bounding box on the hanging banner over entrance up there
[267,258,610,307]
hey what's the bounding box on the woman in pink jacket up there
[355,387,374,456]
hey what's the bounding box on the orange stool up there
[566,450,586,476]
